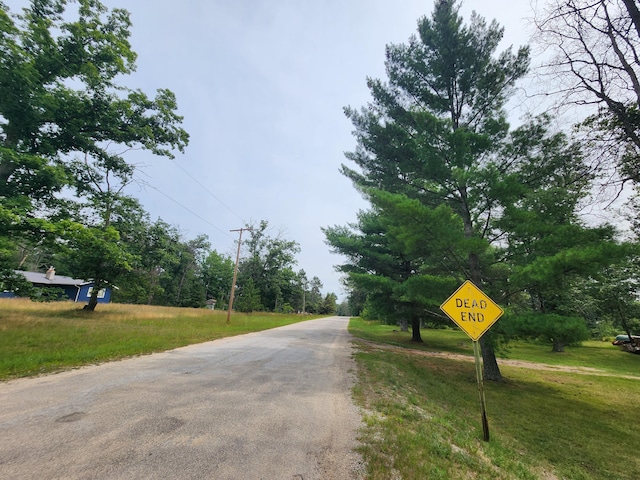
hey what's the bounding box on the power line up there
[5,4,241,246]
[8,4,245,243]
[171,160,246,223]
[136,177,234,240]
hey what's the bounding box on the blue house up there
[8,268,112,304]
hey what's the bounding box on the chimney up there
[45,266,55,280]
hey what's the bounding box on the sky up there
[5,0,540,300]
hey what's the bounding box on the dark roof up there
[15,271,90,287]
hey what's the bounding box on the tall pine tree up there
[334,0,529,380]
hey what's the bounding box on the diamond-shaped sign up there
[440,280,504,341]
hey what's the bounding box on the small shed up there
[10,268,112,304]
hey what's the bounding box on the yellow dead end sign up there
[440,280,504,341]
[440,280,504,442]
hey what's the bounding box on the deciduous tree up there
[238,220,300,312]
[0,0,189,309]
[535,0,640,182]
[201,250,234,310]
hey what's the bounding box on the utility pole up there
[227,227,250,324]
[302,278,307,315]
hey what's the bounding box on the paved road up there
[0,316,364,480]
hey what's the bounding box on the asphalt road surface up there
[0,316,364,480]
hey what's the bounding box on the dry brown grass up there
[0,299,315,379]
[0,298,225,321]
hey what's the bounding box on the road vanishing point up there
[0,316,364,480]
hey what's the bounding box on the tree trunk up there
[84,279,101,311]
[621,0,640,40]
[552,339,565,352]
[176,267,188,305]
[147,269,159,305]
[480,336,502,381]
[411,316,423,342]
[620,314,634,346]
[466,228,503,381]
[399,318,408,332]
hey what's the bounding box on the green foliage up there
[60,222,134,279]
[336,301,351,316]
[304,276,324,313]
[320,292,338,314]
[330,1,634,365]
[29,286,66,303]
[110,217,177,305]
[280,302,294,314]
[0,0,189,309]
[0,269,33,297]
[235,278,263,313]
[508,312,590,352]
[201,250,234,308]
[590,319,619,341]
[324,208,428,340]
[105,217,214,308]
[0,1,188,160]
[328,0,534,370]
[581,259,640,339]
[238,220,301,312]
[157,234,210,308]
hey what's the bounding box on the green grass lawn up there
[349,318,640,376]
[0,298,319,379]
[349,318,640,480]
